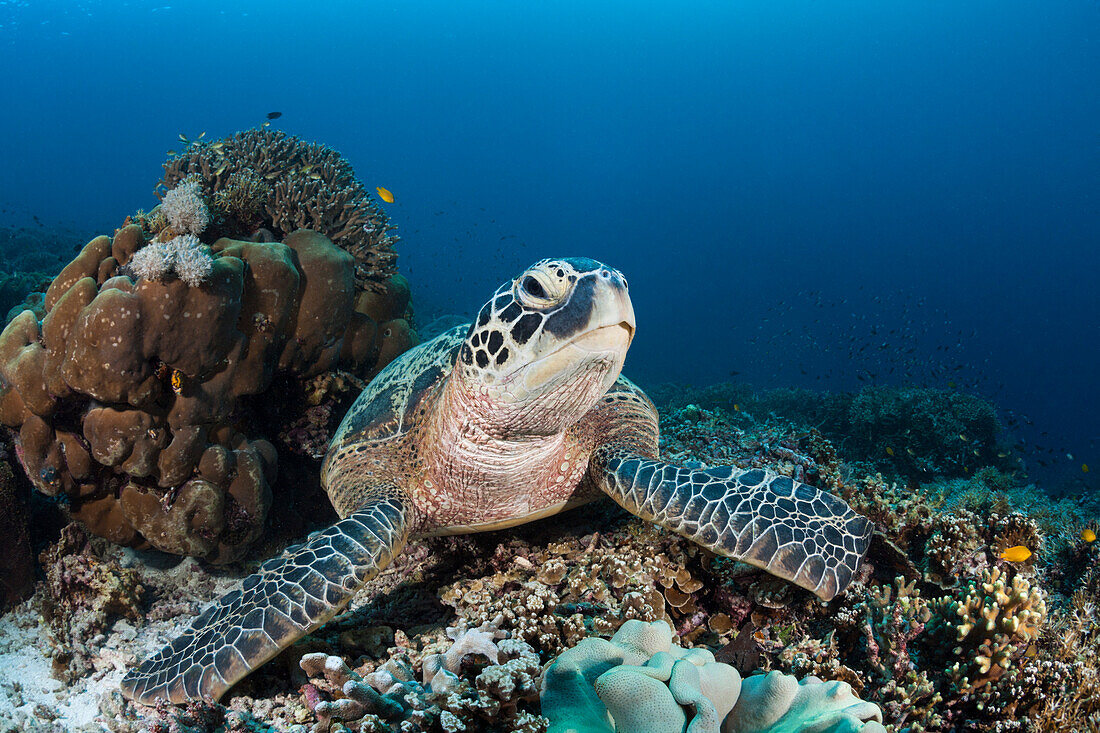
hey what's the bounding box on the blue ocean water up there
[0,0,1096,492]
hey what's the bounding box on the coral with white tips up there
[160,180,210,235]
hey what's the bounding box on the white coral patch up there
[161,180,210,235]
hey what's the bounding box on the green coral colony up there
[0,130,1098,732]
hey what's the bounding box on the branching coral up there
[157,128,397,291]
[928,566,1046,694]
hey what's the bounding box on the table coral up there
[0,225,414,562]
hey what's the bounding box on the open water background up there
[0,0,1096,491]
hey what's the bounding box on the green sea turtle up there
[120,257,873,704]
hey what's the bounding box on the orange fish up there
[376,186,394,203]
[1000,545,1032,562]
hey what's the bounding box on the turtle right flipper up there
[120,488,410,705]
[591,446,872,601]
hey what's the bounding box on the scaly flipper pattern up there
[592,446,872,600]
[120,491,409,704]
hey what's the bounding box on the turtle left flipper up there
[590,445,872,601]
[121,487,410,704]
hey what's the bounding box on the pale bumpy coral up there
[725,671,887,733]
[541,619,884,733]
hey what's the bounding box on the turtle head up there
[456,258,635,434]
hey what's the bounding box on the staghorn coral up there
[0,226,413,562]
[157,128,397,291]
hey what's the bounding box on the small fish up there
[1082,528,1096,543]
[170,369,185,396]
[262,120,271,127]
[1084,464,1090,473]
[214,164,228,175]
[733,403,741,412]
[210,142,226,151]
[973,449,980,456]
[1000,545,1032,562]
[886,447,895,456]
[178,133,187,142]
[166,150,176,156]
[266,111,282,119]
[997,452,1008,458]
[198,131,206,139]
[376,186,395,203]
[959,434,968,442]
[309,172,322,180]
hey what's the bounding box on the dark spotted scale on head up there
[457,258,629,381]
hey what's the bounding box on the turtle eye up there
[521,276,547,299]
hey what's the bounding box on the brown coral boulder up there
[0,225,415,563]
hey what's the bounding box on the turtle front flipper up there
[120,489,410,705]
[591,446,871,601]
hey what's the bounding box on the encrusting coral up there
[0,224,414,562]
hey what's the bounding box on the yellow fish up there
[1082,528,1096,543]
[733,404,741,412]
[1000,545,1032,562]
[376,186,395,203]
[170,369,185,396]
[1084,464,1090,473]
[885,447,895,456]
